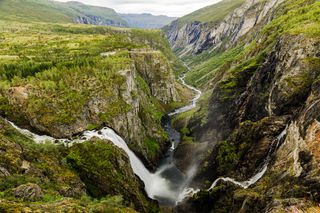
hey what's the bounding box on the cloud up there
[54,0,222,17]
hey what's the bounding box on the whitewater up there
[6,73,285,205]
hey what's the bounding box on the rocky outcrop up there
[165,0,284,56]
[75,15,128,27]
[195,34,319,145]
[67,139,158,212]
[0,118,156,212]
[130,50,179,104]
[13,183,43,201]
[3,50,179,167]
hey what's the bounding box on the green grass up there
[176,0,245,26]
[184,46,244,88]
[182,0,320,89]
[144,137,161,158]
[0,0,128,26]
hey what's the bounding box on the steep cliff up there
[165,0,283,56]
[0,117,157,212]
[166,0,320,212]
[0,22,185,168]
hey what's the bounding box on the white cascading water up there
[208,127,287,191]
[6,72,203,205]
[6,70,284,205]
[7,121,178,201]
[169,74,202,116]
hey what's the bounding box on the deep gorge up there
[0,0,319,212]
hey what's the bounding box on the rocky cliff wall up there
[165,0,284,56]
[3,50,179,168]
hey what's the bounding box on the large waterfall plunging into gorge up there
[7,74,202,206]
[6,73,286,206]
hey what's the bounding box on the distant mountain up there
[121,13,177,29]
[0,0,129,27]
[0,0,177,29]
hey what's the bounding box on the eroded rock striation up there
[166,0,320,212]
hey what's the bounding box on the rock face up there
[130,50,179,104]
[67,139,158,212]
[0,118,155,212]
[3,50,179,168]
[165,0,284,56]
[75,15,128,27]
[13,183,43,201]
[196,35,319,147]
[167,0,320,212]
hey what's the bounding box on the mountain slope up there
[173,0,245,26]
[121,13,177,29]
[0,0,128,27]
[165,0,320,212]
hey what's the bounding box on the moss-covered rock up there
[0,118,158,212]
[0,22,188,167]
[67,139,159,212]
[12,183,43,201]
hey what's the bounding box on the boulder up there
[13,183,43,201]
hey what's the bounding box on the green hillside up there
[0,0,128,26]
[121,13,177,29]
[177,0,245,26]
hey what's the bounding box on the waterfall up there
[208,127,287,191]
[7,121,179,201]
[6,72,286,206]
[6,66,206,205]
[5,72,203,205]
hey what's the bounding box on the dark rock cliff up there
[166,0,320,212]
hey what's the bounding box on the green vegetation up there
[0,0,128,26]
[0,22,138,127]
[184,46,244,88]
[0,118,154,212]
[216,141,239,173]
[176,0,245,27]
[144,137,161,158]
[121,13,177,29]
[182,0,320,90]
[0,19,185,164]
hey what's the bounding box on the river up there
[6,71,287,206]
[6,73,202,206]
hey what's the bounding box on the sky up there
[54,0,222,17]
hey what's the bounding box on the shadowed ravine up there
[6,74,202,206]
[6,72,288,207]
[6,67,287,207]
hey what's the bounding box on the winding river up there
[7,74,202,206]
[6,72,286,206]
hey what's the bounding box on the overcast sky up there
[54,0,222,17]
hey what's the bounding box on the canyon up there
[0,0,319,212]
